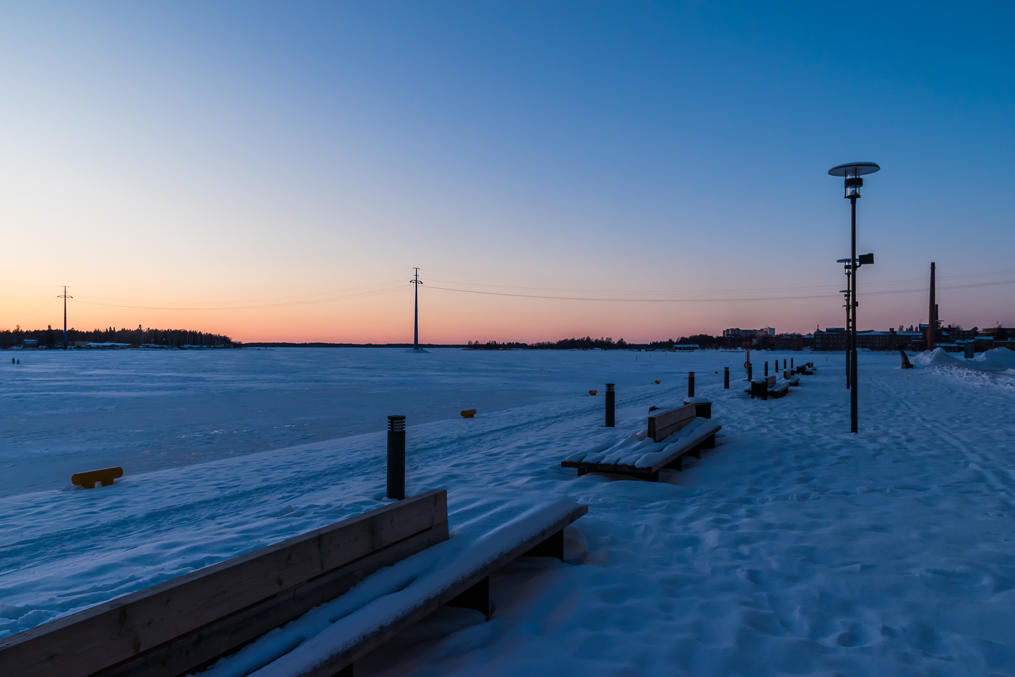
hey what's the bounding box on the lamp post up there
[838,282,851,388]
[829,162,879,433]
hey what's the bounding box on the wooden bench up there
[783,369,801,386]
[71,466,123,489]
[561,403,721,481]
[0,491,450,677]
[205,498,589,676]
[747,375,789,399]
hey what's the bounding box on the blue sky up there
[1,2,1013,341]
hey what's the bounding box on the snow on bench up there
[561,403,721,481]
[747,375,790,399]
[202,494,588,677]
[0,490,450,677]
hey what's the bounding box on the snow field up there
[2,348,1015,675]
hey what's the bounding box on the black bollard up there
[724,366,730,389]
[688,371,695,398]
[747,362,753,381]
[783,359,787,369]
[764,361,769,377]
[605,383,615,427]
[791,357,794,369]
[387,415,406,500]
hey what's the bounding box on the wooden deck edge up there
[301,505,589,677]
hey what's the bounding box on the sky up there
[1,1,1013,343]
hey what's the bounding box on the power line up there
[73,284,403,311]
[427,267,1015,296]
[427,278,1015,303]
[60,272,1015,313]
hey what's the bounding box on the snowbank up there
[913,346,1015,372]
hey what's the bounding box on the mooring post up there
[605,383,615,427]
[688,371,695,398]
[791,357,794,368]
[764,361,768,377]
[747,362,753,381]
[387,415,406,500]
[724,366,730,389]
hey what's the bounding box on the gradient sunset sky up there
[2,2,1013,343]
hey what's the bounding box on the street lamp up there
[829,162,880,433]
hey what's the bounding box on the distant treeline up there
[466,335,719,350]
[1,325,234,348]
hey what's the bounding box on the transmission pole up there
[57,285,73,349]
[410,267,422,351]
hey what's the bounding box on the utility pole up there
[410,267,422,351]
[57,285,73,349]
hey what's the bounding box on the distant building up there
[722,327,775,338]
[21,339,38,349]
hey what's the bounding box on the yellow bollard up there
[460,409,477,418]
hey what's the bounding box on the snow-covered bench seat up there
[747,375,790,399]
[796,362,816,375]
[201,495,588,677]
[561,404,721,481]
[782,370,801,386]
[0,490,450,677]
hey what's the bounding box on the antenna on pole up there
[410,267,422,351]
[57,285,73,349]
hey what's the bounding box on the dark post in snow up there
[764,361,768,377]
[386,415,406,500]
[605,383,615,428]
[791,357,794,369]
[687,371,695,398]
[724,366,730,389]
[746,362,752,381]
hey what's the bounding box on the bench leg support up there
[664,456,683,472]
[448,576,492,620]
[525,529,564,560]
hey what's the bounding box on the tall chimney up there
[927,262,936,350]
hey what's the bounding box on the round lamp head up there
[828,162,880,178]
[829,162,880,199]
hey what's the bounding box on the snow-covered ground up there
[0,347,704,497]
[2,348,1015,675]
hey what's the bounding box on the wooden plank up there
[300,504,589,677]
[647,403,695,442]
[0,490,448,677]
[103,522,449,677]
